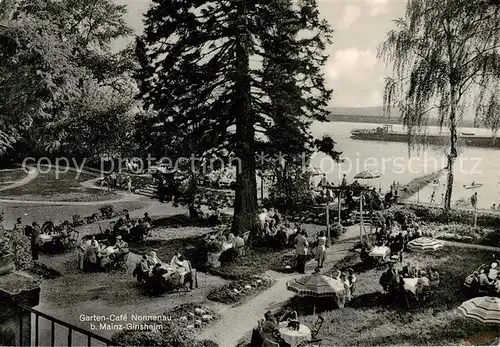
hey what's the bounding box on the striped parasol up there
[407,237,444,251]
[354,170,381,180]
[458,297,500,325]
[286,274,345,297]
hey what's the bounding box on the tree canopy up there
[136,0,334,233]
[0,0,137,160]
[379,0,500,209]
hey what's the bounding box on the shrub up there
[71,215,86,227]
[0,228,31,270]
[207,277,275,304]
[98,205,114,218]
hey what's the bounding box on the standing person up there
[471,192,478,209]
[430,191,436,204]
[13,218,23,233]
[341,174,347,187]
[315,230,327,268]
[158,175,165,203]
[295,230,309,274]
[31,222,41,261]
[126,176,132,194]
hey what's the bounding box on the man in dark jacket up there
[31,222,41,261]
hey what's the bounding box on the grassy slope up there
[0,169,27,186]
[0,169,118,201]
[295,247,500,346]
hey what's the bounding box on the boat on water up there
[463,183,483,189]
[350,124,500,148]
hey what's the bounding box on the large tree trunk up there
[231,4,259,235]
[444,86,459,210]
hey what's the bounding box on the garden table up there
[278,321,311,347]
[369,246,390,259]
[222,242,233,251]
[39,233,61,244]
[403,278,418,294]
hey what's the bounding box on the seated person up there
[227,233,235,244]
[133,255,151,282]
[170,252,181,266]
[233,233,245,252]
[332,269,341,281]
[143,212,152,225]
[114,236,129,257]
[176,255,194,290]
[429,267,440,287]
[464,271,480,295]
[488,262,498,281]
[340,273,352,302]
[479,269,494,290]
[494,275,500,295]
[347,268,357,294]
[279,305,298,322]
[148,251,162,266]
[402,262,417,278]
[416,270,430,290]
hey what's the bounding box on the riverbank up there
[398,169,444,201]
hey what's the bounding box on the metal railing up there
[18,305,121,347]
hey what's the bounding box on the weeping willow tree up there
[378,0,500,210]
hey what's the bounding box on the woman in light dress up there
[315,230,327,268]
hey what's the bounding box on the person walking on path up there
[295,230,309,274]
[31,222,41,261]
[430,191,436,204]
[315,230,327,268]
[126,176,132,194]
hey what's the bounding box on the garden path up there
[198,225,361,347]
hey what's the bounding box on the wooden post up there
[359,192,364,243]
[474,208,478,227]
[337,190,342,226]
[326,201,330,239]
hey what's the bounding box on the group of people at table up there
[133,251,195,294]
[464,260,500,296]
[78,235,129,272]
[379,261,440,301]
[108,212,152,242]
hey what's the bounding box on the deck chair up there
[310,315,324,339]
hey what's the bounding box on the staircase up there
[135,184,157,198]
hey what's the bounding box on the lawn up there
[0,169,119,201]
[0,169,27,186]
[292,247,500,346]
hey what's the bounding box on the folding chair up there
[310,315,324,339]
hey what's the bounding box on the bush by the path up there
[29,262,62,279]
[112,303,219,347]
[405,203,500,229]
[207,276,275,304]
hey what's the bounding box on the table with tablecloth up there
[369,246,390,259]
[222,242,233,251]
[278,322,311,347]
[99,246,118,268]
[39,233,60,245]
[403,278,418,294]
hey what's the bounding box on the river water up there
[308,121,500,210]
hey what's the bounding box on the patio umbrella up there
[308,167,326,176]
[407,237,444,251]
[354,170,381,180]
[458,297,500,325]
[286,274,345,314]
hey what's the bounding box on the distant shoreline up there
[326,114,483,128]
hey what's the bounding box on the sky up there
[115,0,408,108]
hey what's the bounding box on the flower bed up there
[29,262,62,279]
[111,303,219,347]
[207,276,275,305]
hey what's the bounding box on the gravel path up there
[198,225,361,347]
